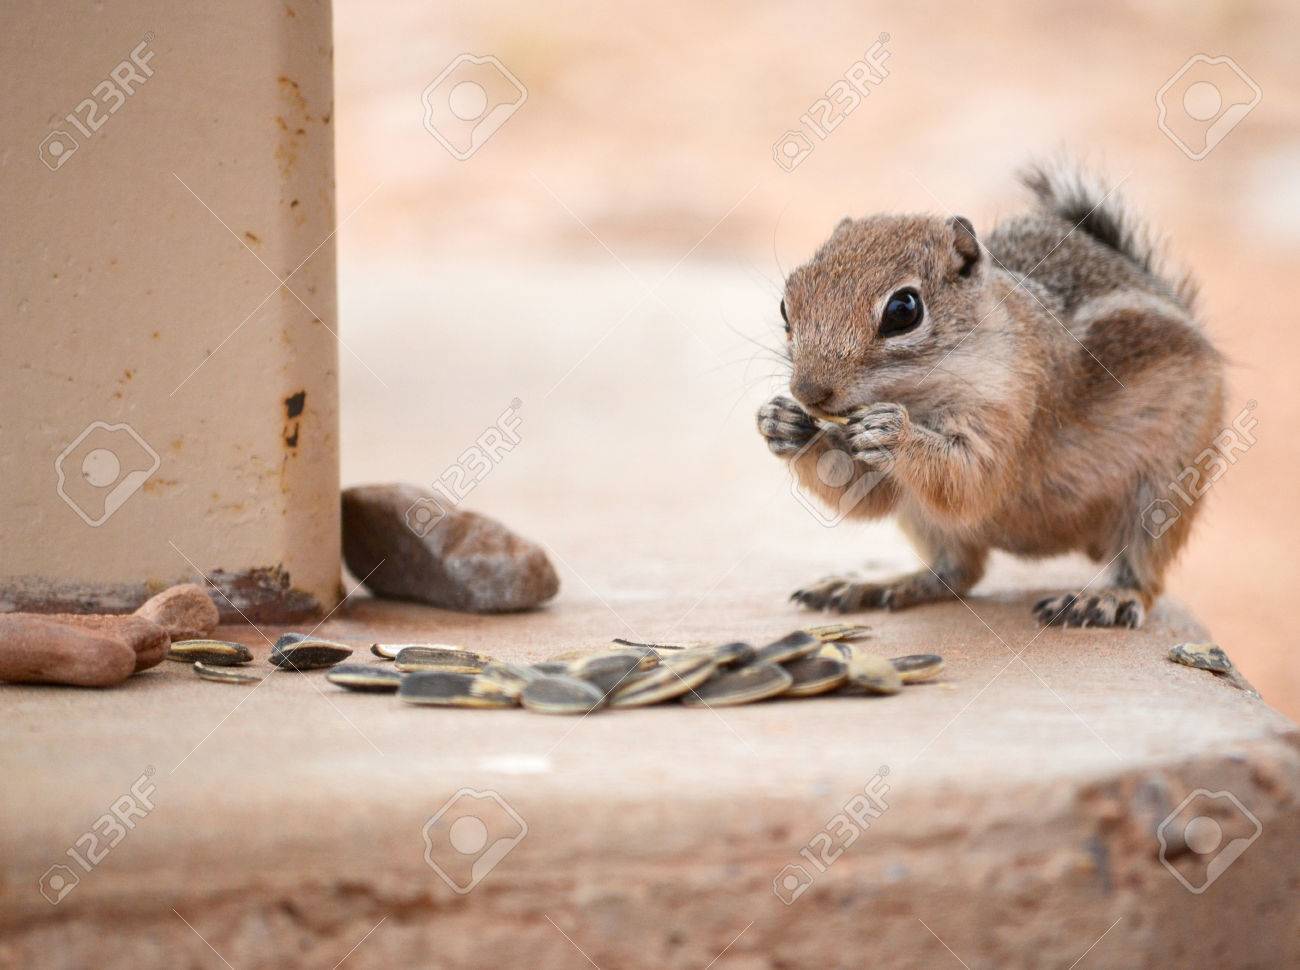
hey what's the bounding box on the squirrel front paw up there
[845,403,911,471]
[757,395,818,457]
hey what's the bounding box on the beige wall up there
[1,1,340,619]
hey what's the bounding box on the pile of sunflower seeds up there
[167,633,354,685]
[323,623,945,715]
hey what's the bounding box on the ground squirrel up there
[757,162,1224,628]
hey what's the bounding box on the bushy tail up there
[1020,161,1198,313]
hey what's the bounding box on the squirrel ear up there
[950,216,981,277]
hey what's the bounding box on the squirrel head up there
[781,213,985,416]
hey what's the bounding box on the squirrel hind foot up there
[791,576,887,613]
[791,570,959,614]
[1033,588,1145,629]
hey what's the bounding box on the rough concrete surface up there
[2,562,1296,968]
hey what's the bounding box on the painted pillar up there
[0,1,341,620]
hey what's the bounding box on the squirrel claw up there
[758,395,818,457]
[791,577,884,612]
[791,571,953,614]
[1034,589,1145,629]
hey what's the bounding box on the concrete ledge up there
[2,590,1296,968]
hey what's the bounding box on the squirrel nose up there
[791,378,832,409]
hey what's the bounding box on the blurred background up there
[331,0,1300,716]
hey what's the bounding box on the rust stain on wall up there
[283,389,306,449]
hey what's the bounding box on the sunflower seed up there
[843,650,903,695]
[478,661,540,698]
[806,405,850,425]
[890,654,945,683]
[274,632,311,650]
[326,664,402,692]
[371,641,476,660]
[193,661,262,685]
[530,660,571,675]
[548,646,658,671]
[609,653,717,708]
[521,675,606,715]
[613,637,681,650]
[681,662,793,707]
[626,645,663,666]
[1169,642,1233,673]
[755,631,821,665]
[783,656,849,697]
[804,623,871,643]
[611,637,710,652]
[393,646,486,673]
[575,653,646,695]
[467,677,518,701]
[167,639,253,666]
[605,647,660,670]
[686,641,756,667]
[398,671,516,708]
[817,641,853,663]
[268,638,353,671]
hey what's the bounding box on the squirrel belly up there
[758,161,1225,628]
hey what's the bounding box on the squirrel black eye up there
[780,298,790,335]
[879,287,923,337]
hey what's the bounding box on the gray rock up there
[341,484,559,613]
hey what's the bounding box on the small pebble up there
[37,613,168,672]
[134,584,220,641]
[0,616,137,687]
[1169,642,1233,673]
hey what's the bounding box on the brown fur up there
[756,164,1225,627]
